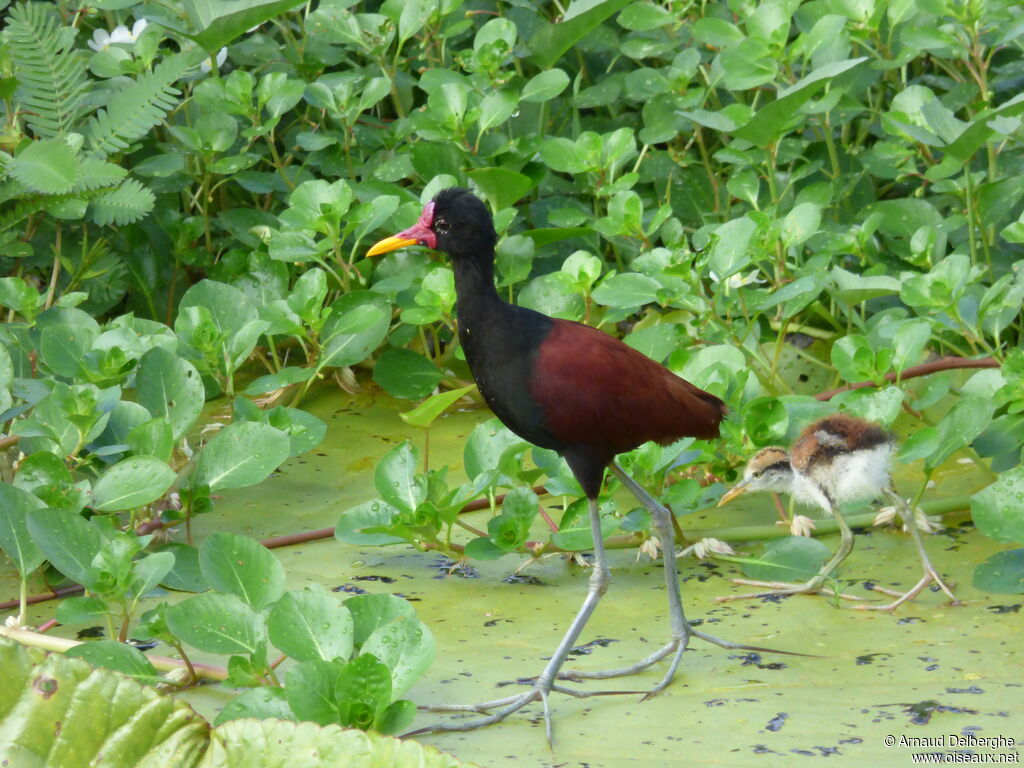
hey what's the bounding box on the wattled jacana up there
[717,413,958,609]
[367,188,782,738]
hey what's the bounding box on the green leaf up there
[90,456,176,512]
[243,366,315,395]
[181,0,308,52]
[90,178,156,226]
[4,3,89,139]
[131,551,176,597]
[399,385,475,430]
[829,267,901,305]
[0,640,206,760]
[972,466,1024,544]
[199,531,286,609]
[157,543,208,592]
[0,277,42,317]
[733,58,867,147]
[65,641,158,681]
[268,587,354,663]
[195,421,291,492]
[319,293,391,370]
[286,658,344,725]
[177,279,257,341]
[592,272,663,308]
[781,203,822,248]
[830,335,876,383]
[926,397,995,470]
[972,549,1024,594]
[0,639,473,765]
[707,216,757,279]
[344,593,416,647]
[55,595,107,625]
[463,419,526,481]
[126,418,175,463]
[374,441,426,516]
[335,499,405,547]
[376,699,416,736]
[618,2,672,31]
[741,536,832,581]
[891,319,932,373]
[467,167,533,212]
[165,591,265,655]
[0,483,46,576]
[215,687,295,726]
[527,0,632,69]
[85,51,196,158]
[26,508,102,587]
[335,653,392,729]
[8,138,80,194]
[372,348,441,400]
[550,502,620,550]
[359,617,435,699]
[136,347,205,441]
[521,69,570,103]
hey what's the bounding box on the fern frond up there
[89,178,155,225]
[4,2,89,138]
[86,53,194,158]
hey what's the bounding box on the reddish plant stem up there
[0,584,85,612]
[0,487,553,611]
[816,356,998,401]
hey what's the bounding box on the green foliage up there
[0,639,469,767]
[0,0,1023,750]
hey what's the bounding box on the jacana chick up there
[717,413,958,609]
[367,188,784,740]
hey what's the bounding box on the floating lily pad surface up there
[3,387,1021,766]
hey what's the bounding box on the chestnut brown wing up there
[528,320,725,453]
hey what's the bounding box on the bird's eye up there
[435,217,450,234]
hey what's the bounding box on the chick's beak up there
[717,480,750,507]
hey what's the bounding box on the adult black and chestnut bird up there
[367,188,780,738]
[717,413,959,609]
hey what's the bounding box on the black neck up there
[452,254,503,321]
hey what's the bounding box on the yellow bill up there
[366,235,419,257]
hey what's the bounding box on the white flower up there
[200,47,229,74]
[87,19,148,51]
[678,537,735,560]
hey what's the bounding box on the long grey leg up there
[556,464,800,692]
[718,501,862,602]
[855,489,959,611]
[408,496,615,743]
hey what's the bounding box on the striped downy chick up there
[717,414,957,609]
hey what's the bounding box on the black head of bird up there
[367,187,497,264]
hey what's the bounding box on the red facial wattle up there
[366,201,437,256]
[397,201,437,249]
